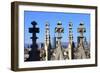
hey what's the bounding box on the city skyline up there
[24,11,90,45]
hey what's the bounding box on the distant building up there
[52,36,56,49]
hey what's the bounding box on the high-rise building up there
[52,36,56,49]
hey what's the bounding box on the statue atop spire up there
[44,22,52,60]
[27,21,40,61]
[54,21,64,60]
[75,22,87,59]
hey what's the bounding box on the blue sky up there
[24,11,90,44]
